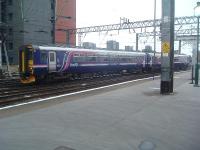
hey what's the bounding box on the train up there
[19,44,191,84]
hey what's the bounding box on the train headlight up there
[29,67,33,72]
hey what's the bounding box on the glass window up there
[72,56,85,63]
[50,53,55,62]
[51,30,54,37]
[8,28,13,35]
[9,57,13,64]
[8,0,13,5]
[72,57,78,63]
[102,57,109,62]
[41,52,47,63]
[8,42,13,50]
[8,13,13,21]
[87,57,96,62]
[28,51,33,60]
[51,2,54,9]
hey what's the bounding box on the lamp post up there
[153,0,157,80]
[194,2,200,87]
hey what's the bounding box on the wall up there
[23,0,53,45]
[55,0,76,47]
[4,0,54,64]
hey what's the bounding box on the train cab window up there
[28,51,33,60]
[25,48,33,60]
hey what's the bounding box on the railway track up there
[0,73,159,107]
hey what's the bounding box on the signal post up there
[160,0,175,94]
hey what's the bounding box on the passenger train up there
[19,45,191,84]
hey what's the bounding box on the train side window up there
[103,57,109,62]
[174,58,179,62]
[73,56,85,63]
[72,57,78,63]
[79,56,85,62]
[87,56,96,62]
[41,52,47,63]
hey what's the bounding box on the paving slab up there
[0,72,200,150]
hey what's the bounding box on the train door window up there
[49,52,56,72]
[50,53,55,62]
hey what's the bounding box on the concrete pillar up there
[160,0,175,94]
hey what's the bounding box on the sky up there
[76,0,199,54]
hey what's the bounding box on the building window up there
[8,42,13,50]
[2,15,7,23]
[51,2,54,9]
[8,0,13,5]
[51,30,54,37]
[8,13,13,21]
[8,28,13,36]
[9,57,14,65]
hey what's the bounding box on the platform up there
[0,71,200,150]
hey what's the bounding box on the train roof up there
[32,45,146,56]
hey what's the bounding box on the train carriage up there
[19,45,146,83]
[174,54,191,70]
[19,44,191,84]
[145,53,161,72]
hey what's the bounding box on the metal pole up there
[191,65,194,84]
[0,40,2,76]
[66,30,70,47]
[169,0,175,93]
[153,0,157,80]
[194,16,199,86]
[52,0,56,44]
[3,42,12,77]
[20,0,24,21]
[0,40,2,70]
[136,33,139,51]
[178,40,181,54]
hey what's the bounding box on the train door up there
[48,51,56,72]
[19,46,33,75]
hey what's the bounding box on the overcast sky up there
[77,0,197,27]
[76,0,198,54]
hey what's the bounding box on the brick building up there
[0,0,76,64]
